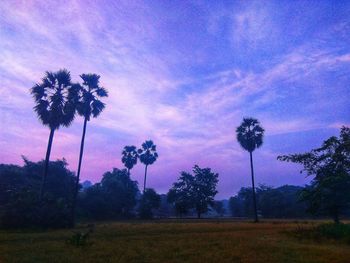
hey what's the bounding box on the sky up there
[0,0,349,198]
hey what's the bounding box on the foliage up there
[121,145,138,172]
[167,165,219,218]
[236,118,264,153]
[79,168,139,220]
[138,188,161,219]
[76,73,108,120]
[0,158,76,228]
[138,140,158,166]
[229,185,308,218]
[278,126,350,223]
[30,69,79,130]
[167,172,194,217]
[212,201,225,216]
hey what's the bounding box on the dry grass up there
[0,220,349,263]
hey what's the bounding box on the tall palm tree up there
[31,69,79,200]
[71,73,108,225]
[236,118,264,222]
[138,140,158,192]
[121,145,138,175]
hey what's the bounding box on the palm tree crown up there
[122,145,138,171]
[236,118,264,153]
[77,73,108,120]
[31,69,79,129]
[138,140,158,166]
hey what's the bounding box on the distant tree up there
[81,180,92,190]
[138,140,158,192]
[236,118,264,222]
[31,69,79,200]
[167,172,194,217]
[213,201,225,217]
[79,168,138,220]
[138,188,161,219]
[168,165,219,218]
[229,187,253,217]
[121,146,138,175]
[278,126,350,223]
[258,185,307,218]
[72,73,108,226]
[229,185,308,219]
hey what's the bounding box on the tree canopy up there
[167,165,219,218]
[278,126,350,223]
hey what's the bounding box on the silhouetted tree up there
[167,165,219,218]
[236,118,264,222]
[278,126,350,223]
[72,73,108,226]
[79,168,139,220]
[0,158,76,228]
[213,201,225,217]
[138,188,161,219]
[138,140,158,192]
[121,146,138,175]
[31,69,78,200]
[192,166,219,218]
[229,185,307,218]
[167,172,194,217]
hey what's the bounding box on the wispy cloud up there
[1,0,349,197]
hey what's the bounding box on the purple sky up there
[0,1,349,198]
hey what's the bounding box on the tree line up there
[0,69,349,228]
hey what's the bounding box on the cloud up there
[0,1,349,198]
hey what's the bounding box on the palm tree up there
[121,145,138,175]
[31,69,79,200]
[236,118,264,222]
[71,73,108,225]
[138,140,158,192]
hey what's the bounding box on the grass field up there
[1,220,349,263]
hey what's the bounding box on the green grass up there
[1,220,350,263]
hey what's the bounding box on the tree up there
[121,146,138,175]
[229,185,308,218]
[167,172,194,217]
[138,140,158,192]
[236,118,264,222]
[71,73,108,225]
[213,201,225,217]
[192,166,219,218]
[0,158,76,228]
[138,188,161,219]
[31,69,78,200]
[79,168,139,220]
[278,126,350,223]
[167,165,219,218]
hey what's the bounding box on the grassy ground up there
[0,220,349,263]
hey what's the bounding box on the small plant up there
[66,224,94,247]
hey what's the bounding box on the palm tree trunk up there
[71,117,88,226]
[39,128,55,201]
[143,165,148,193]
[249,151,259,223]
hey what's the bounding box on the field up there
[1,220,349,263]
